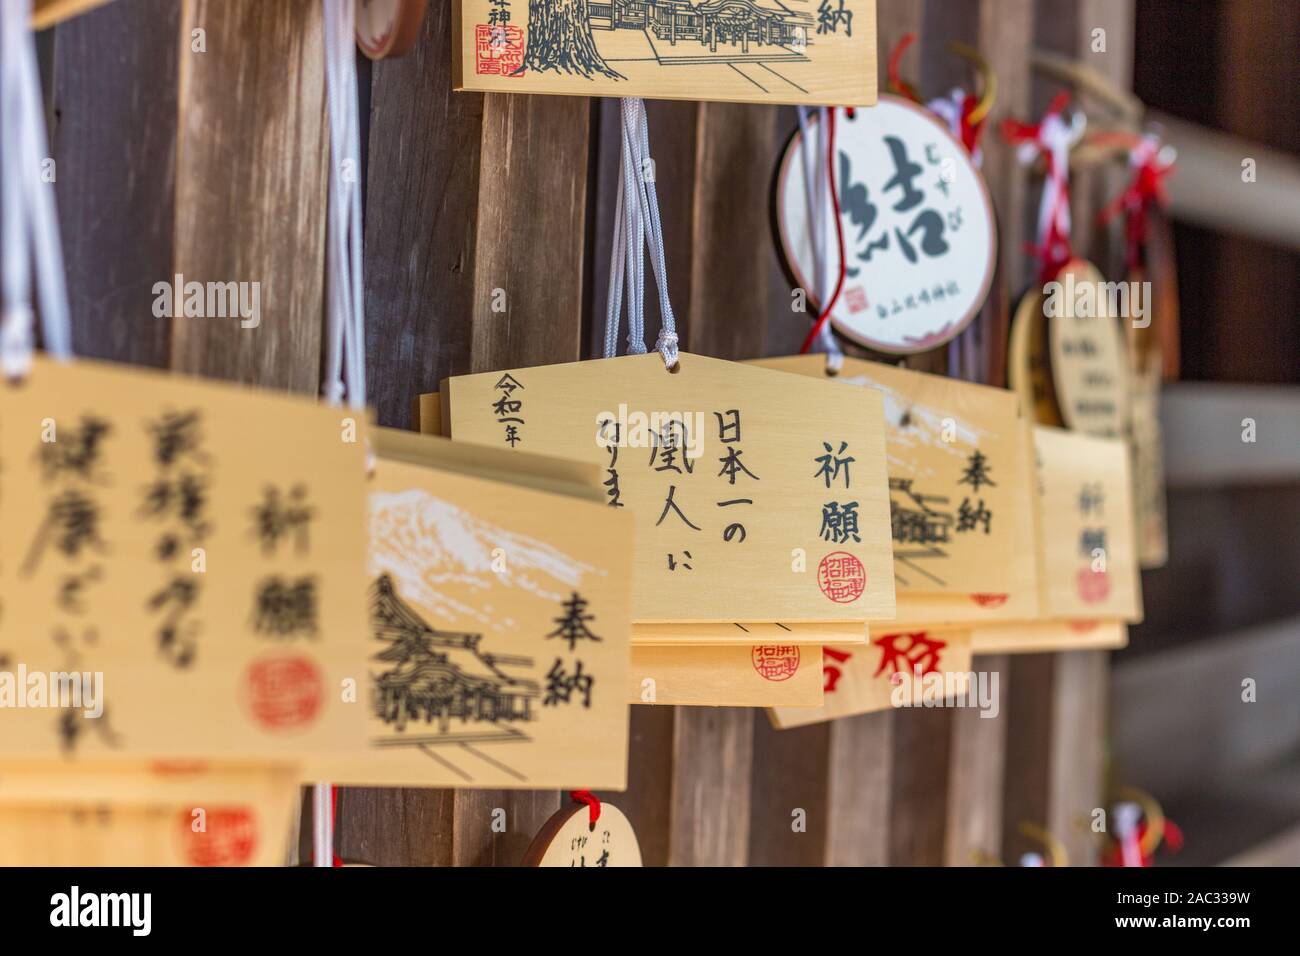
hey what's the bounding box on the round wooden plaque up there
[355,0,429,60]
[522,802,643,868]
[773,96,998,355]
[1008,283,1064,427]
[1045,259,1131,438]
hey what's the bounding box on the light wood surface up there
[453,0,878,107]
[441,351,896,625]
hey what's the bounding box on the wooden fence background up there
[41,0,1141,866]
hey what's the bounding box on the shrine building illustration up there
[590,0,814,56]
[370,574,540,740]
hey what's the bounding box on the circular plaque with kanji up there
[775,96,997,354]
[522,802,643,868]
[1045,258,1131,438]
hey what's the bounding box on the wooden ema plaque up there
[752,355,1040,626]
[630,641,824,707]
[524,800,643,867]
[1045,260,1131,439]
[769,628,974,728]
[452,0,878,107]
[0,767,300,867]
[417,387,851,708]
[1009,280,1065,428]
[1011,258,1131,438]
[971,621,1127,654]
[438,353,895,633]
[0,357,368,761]
[1126,260,1170,570]
[965,425,1141,654]
[1030,425,1142,622]
[308,428,634,789]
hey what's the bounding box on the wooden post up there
[50,0,178,369]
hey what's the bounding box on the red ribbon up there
[330,785,343,867]
[958,93,987,155]
[1098,141,1174,270]
[570,789,601,827]
[886,33,921,103]
[1001,91,1075,282]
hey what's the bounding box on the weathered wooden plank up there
[50,0,179,368]
[945,653,1007,865]
[337,787,455,867]
[619,705,676,867]
[1001,652,1054,864]
[825,710,893,866]
[171,0,328,389]
[468,93,590,372]
[670,706,754,866]
[747,718,830,866]
[975,0,1033,381]
[687,102,780,361]
[887,704,952,864]
[363,1,483,429]
[1048,649,1107,866]
[1072,0,1135,267]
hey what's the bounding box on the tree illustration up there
[517,0,625,80]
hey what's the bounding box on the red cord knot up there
[570,789,601,828]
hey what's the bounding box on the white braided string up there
[603,98,677,367]
[1,0,72,377]
[316,0,367,868]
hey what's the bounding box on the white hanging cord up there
[602,143,627,360]
[603,98,677,368]
[312,776,333,869]
[323,0,366,413]
[628,99,677,367]
[618,99,646,356]
[1,0,72,378]
[317,0,368,869]
[796,105,842,374]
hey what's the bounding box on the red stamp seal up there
[1069,619,1100,633]
[818,551,866,603]
[178,807,258,867]
[752,645,800,682]
[844,285,869,314]
[475,24,524,77]
[244,654,324,732]
[971,593,1008,608]
[1076,568,1110,604]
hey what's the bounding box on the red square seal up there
[475,24,524,77]
[752,645,800,682]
